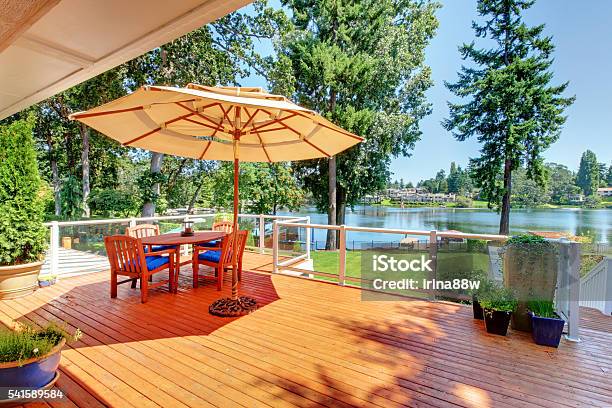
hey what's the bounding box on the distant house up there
[567,193,585,203]
[596,187,612,198]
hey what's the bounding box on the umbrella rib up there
[182,116,225,132]
[240,108,260,132]
[124,127,161,146]
[303,139,330,157]
[175,102,224,128]
[254,131,271,162]
[249,113,298,133]
[199,141,212,160]
[287,109,363,141]
[71,106,144,119]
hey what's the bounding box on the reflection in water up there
[281,206,611,244]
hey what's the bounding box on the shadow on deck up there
[0,251,610,408]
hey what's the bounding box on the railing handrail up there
[275,220,508,241]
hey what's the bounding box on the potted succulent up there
[479,284,517,336]
[0,323,81,390]
[0,116,48,299]
[528,300,565,347]
[501,234,558,332]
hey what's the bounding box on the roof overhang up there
[0,0,252,120]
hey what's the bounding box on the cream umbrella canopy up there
[71,84,362,316]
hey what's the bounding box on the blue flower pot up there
[530,312,564,347]
[0,339,64,388]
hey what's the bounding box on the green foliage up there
[511,167,551,207]
[444,0,574,231]
[211,162,304,214]
[527,300,558,318]
[137,170,167,204]
[478,284,517,312]
[455,196,473,208]
[88,189,140,217]
[547,163,580,204]
[0,322,82,365]
[583,194,602,209]
[278,0,440,219]
[60,174,83,220]
[577,150,600,196]
[0,116,48,265]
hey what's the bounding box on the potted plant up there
[0,323,81,390]
[470,278,494,320]
[479,284,517,336]
[0,116,49,299]
[528,300,565,347]
[501,234,558,332]
[38,274,57,288]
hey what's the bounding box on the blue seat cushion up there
[145,255,170,270]
[144,245,177,253]
[198,250,221,263]
[123,255,169,271]
[199,240,219,248]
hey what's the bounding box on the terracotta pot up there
[0,261,43,299]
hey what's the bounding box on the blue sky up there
[242,0,612,184]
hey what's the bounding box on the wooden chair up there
[226,230,249,281]
[126,223,177,253]
[199,221,234,249]
[192,234,234,290]
[104,235,175,303]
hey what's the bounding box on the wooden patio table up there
[141,231,227,292]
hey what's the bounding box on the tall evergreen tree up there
[275,0,439,248]
[443,0,574,234]
[576,150,600,196]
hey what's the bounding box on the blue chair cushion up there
[145,255,170,270]
[198,250,221,263]
[144,245,177,253]
[123,255,169,271]
[199,240,219,248]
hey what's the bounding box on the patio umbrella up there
[70,84,362,316]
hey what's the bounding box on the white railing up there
[42,213,309,277]
[580,257,611,316]
[272,220,507,294]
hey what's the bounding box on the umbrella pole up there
[231,156,239,300]
[209,138,258,317]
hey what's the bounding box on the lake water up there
[280,206,612,245]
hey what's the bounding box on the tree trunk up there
[336,186,346,226]
[499,158,512,235]
[325,89,338,250]
[326,156,337,250]
[142,152,164,217]
[80,124,91,217]
[187,174,206,213]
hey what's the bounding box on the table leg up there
[175,248,180,293]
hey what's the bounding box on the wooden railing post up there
[428,230,438,300]
[272,220,279,274]
[129,218,137,228]
[339,225,346,286]
[259,214,265,254]
[50,221,59,278]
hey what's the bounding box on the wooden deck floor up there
[1,252,611,408]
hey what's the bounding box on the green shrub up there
[455,196,473,208]
[60,174,82,219]
[89,188,140,217]
[0,322,81,365]
[0,116,48,266]
[478,284,517,312]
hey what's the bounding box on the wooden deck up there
[1,252,611,408]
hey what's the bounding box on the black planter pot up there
[530,312,565,347]
[483,309,512,336]
[472,295,483,320]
